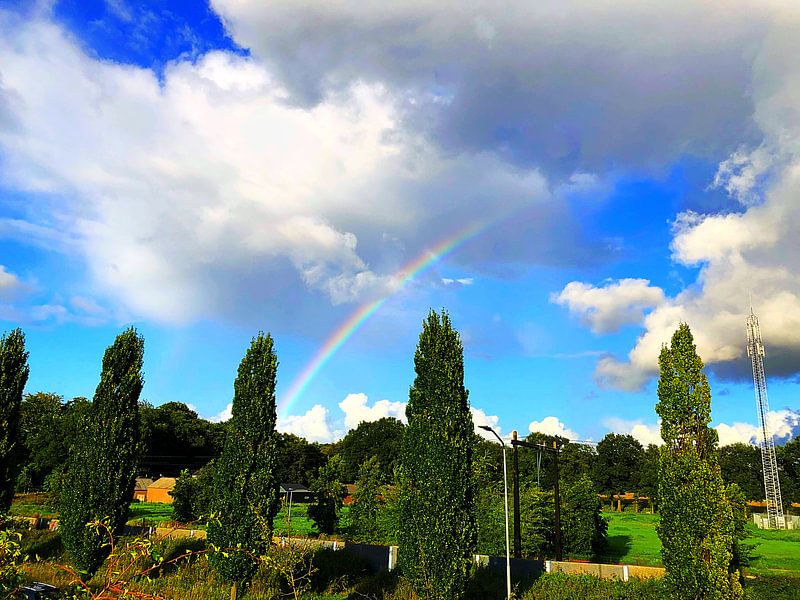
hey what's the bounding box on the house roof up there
[148,477,177,490]
[280,483,310,493]
[134,478,154,491]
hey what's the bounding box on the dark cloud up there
[212,0,767,176]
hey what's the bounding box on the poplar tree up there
[398,310,475,600]
[656,323,742,599]
[208,332,280,593]
[0,329,29,512]
[60,328,144,573]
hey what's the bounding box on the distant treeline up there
[14,392,800,506]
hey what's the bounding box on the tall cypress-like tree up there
[656,324,742,599]
[398,310,475,600]
[208,332,280,592]
[60,328,144,573]
[0,329,29,512]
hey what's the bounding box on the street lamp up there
[479,425,511,600]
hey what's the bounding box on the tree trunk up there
[230,581,237,600]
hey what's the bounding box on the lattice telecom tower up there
[746,307,785,529]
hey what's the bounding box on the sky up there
[0,0,799,446]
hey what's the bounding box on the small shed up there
[133,478,153,502]
[146,477,177,504]
[280,483,315,503]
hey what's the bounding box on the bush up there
[310,547,370,593]
[521,573,666,600]
[20,530,63,561]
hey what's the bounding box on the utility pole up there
[552,441,562,562]
[510,435,563,561]
[512,431,522,558]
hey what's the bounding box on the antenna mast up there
[746,307,785,529]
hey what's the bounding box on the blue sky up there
[1,0,798,444]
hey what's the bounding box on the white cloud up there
[553,278,665,334]
[208,402,232,423]
[338,392,407,430]
[0,265,21,298]
[442,277,474,286]
[471,406,504,441]
[279,404,341,443]
[528,416,578,440]
[715,409,800,446]
[603,417,663,446]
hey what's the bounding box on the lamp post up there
[479,425,511,600]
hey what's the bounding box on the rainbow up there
[279,220,485,415]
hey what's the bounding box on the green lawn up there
[602,510,800,575]
[601,511,662,566]
[127,501,176,525]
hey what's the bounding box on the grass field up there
[602,510,800,576]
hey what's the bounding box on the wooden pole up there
[512,431,522,558]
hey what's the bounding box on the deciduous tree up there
[0,329,29,512]
[308,456,345,535]
[208,332,280,593]
[656,323,742,599]
[60,328,144,573]
[398,309,475,600]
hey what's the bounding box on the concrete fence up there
[546,560,664,581]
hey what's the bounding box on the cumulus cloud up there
[471,407,504,441]
[208,402,232,423]
[553,278,665,334]
[279,404,341,443]
[715,409,800,446]
[338,393,407,430]
[0,13,607,329]
[528,416,579,440]
[603,417,663,446]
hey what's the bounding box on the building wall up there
[146,487,174,504]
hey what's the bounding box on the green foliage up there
[726,483,750,572]
[656,323,742,599]
[559,443,597,487]
[140,401,226,475]
[59,327,145,574]
[333,417,405,483]
[398,309,476,600]
[521,572,667,600]
[171,462,217,523]
[308,456,345,535]
[637,444,660,507]
[776,436,800,505]
[208,332,280,587]
[593,434,644,495]
[0,328,29,512]
[275,433,327,487]
[15,392,64,492]
[349,456,384,543]
[719,444,764,501]
[561,474,608,558]
[0,526,25,596]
